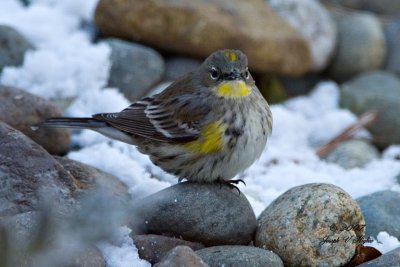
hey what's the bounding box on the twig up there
[315,111,377,157]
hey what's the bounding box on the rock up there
[357,191,400,239]
[132,234,204,264]
[0,25,33,72]
[102,38,165,101]
[384,19,400,75]
[70,247,106,267]
[280,73,323,97]
[0,121,76,217]
[95,0,311,75]
[0,85,70,155]
[324,139,380,169]
[255,183,365,267]
[155,246,209,267]
[164,57,201,81]
[54,156,129,202]
[340,71,400,148]
[196,245,284,267]
[328,11,385,81]
[357,247,400,267]
[129,182,256,246]
[268,0,336,71]
[322,0,400,16]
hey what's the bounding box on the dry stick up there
[315,111,378,157]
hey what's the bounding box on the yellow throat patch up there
[184,122,226,154]
[216,81,251,98]
[224,51,237,62]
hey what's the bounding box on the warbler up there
[38,49,272,185]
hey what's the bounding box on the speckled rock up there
[196,245,284,267]
[164,57,201,81]
[328,11,385,81]
[0,25,33,72]
[132,234,204,264]
[129,182,256,246]
[357,247,400,267]
[155,246,209,267]
[324,139,380,169]
[357,191,400,239]
[268,0,336,71]
[0,121,75,217]
[95,0,311,75]
[0,86,70,155]
[103,38,165,101]
[255,183,365,267]
[340,71,400,148]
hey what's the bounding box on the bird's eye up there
[210,67,220,80]
[244,69,250,80]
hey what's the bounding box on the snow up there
[1,0,400,265]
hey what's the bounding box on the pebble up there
[154,246,209,267]
[255,183,365,266]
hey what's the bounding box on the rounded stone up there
[357,247,400,267]
[324,139,380,169]
[0,25,33,72]
[268,0,336,71]
[130,182,257,246]
[164,57,201,81]
[356,191,400,239]
[255,183,365,267]
[196,245,284,267]
[155,246,209,267]
[132,234,204,264]
[95,0,311,75]
[0,85,70,155]
[340,70,400,148]
[103,38,165,101]
[322,0,400,16]
[328,11,385,81]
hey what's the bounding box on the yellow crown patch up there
[224,51,237,62]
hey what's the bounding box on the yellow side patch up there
[224,51,237,62]
[184,122,226,154]
[216,81,251,98]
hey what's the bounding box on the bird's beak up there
[224,69,242,81]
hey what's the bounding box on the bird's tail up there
[33,117,107,130]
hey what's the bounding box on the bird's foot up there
[216,178,246,194]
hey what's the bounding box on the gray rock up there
[0,25,33,72]
[357,191,400,239]
[155,246,209,267]
[324,139,380,169]
[103,38,165,101]
[0,85,70,155]
[164,56,201,81]
[70,247,106,267]
[328,11,385,81]
[132,234,204,264]
[357,247,400,267]
[268,0,336,71]
[280,73,324,97]
[196,245,284,267]
[255,183,365,267]
[0,121,75,217]
[130,182,256,246]
[384,19,400,75]
[322,0,400,16]
[340,70,400,148]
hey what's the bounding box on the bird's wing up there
[93,95,210,143]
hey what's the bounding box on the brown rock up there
[154,246,209,267]
[0,86,70,155]
[54,156,129,201]
[132,234,204,264]
[95,0,311,75]
[0,121,76,217]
